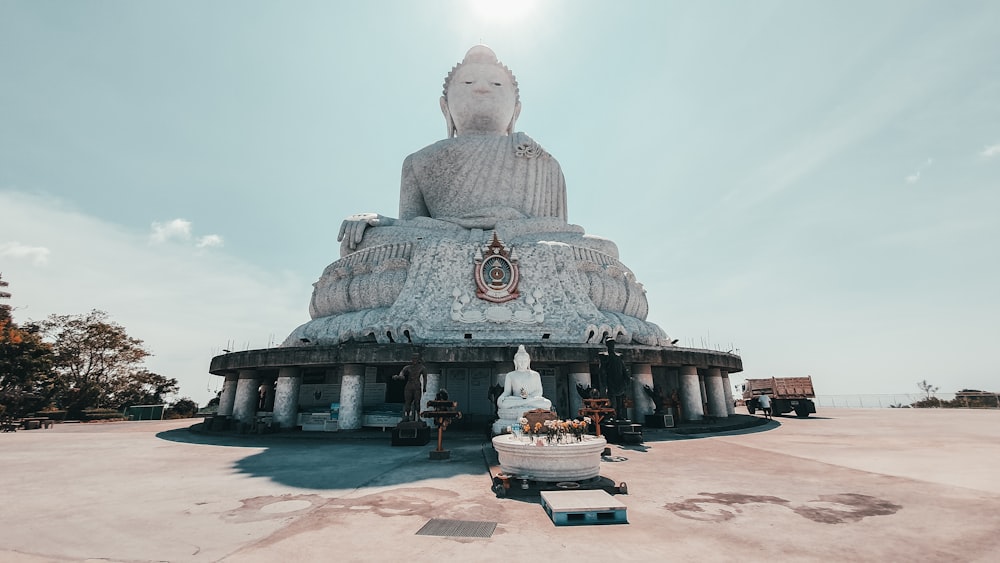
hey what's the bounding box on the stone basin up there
[492,434,607,482]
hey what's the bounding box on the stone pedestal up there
[492,401,553,435]
[492,434,606,481]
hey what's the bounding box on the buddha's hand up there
[337,213,384,251]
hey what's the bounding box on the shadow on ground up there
[155,414,775,491]
[158,425,495,491]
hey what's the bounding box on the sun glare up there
[469,0,539,23]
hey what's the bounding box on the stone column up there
[721,370,736,416]
[679,365,704,422]
[273,367,302,429]
[568,363,591,419]
[262,379,277,412]
[232,370,259,424]
[420,363,441,424]
[705,367,728,418]
[631,363,654,421]
[338,364,364,430]
[217,373,238,416]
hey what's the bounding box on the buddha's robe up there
[399,132,567,229]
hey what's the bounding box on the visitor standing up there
[758,392,772,420]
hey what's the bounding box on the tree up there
[112,370,179,410]
[917,379,939,400]
[166,397,199,419]
[0,276,55,418]
[39,310,153,418]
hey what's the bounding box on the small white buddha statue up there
[497,345,552,412]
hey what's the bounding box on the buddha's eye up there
[464,81,473,84]
[493,82,502,86]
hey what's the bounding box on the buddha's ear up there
[507,101,521,135]
[440,96,456,138]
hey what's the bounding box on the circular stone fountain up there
[492,434,607,481]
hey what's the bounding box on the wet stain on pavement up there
[792,493,902,523]
[664,492,900,524]
[219,487,510,554]
[222,493,328,523]
[222,487,506,528]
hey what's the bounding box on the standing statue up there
[599,338,631,420]
[337,44,567,251]
[393,354,427,421]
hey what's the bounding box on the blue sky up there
[2,0,998,405]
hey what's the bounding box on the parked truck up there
[742,376,816,418]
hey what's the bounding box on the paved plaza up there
[1,408,998,562]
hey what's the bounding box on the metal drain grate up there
[416,518,497,538]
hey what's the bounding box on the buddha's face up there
[443,63,518,135]
[513,351,530,371]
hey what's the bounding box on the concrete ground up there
[1,408,998,562]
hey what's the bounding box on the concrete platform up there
[540,489,627,525]
[1,408,999,561]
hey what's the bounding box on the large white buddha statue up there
[284,46,671,348]
[492,345,552,434]
[337,44,568,251]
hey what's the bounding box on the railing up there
[815,393,1000,409]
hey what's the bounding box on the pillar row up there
[420,363,441,424]
[232,370,259,424]
[705,367,728,418]
[338,364,364,431]
[679,365,703,422]
[631,363,654,421]
[568,363,591,418]
[721,371,735,416]
[217,373,238,417]
[273,367,302,429]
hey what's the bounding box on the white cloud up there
[196,234,224,248]
[904,158,933,184]
[981,144,1000,158]
[150,219,224,251]
[0,241,51,265]
[0,191,308,406]
[150,219,192,243]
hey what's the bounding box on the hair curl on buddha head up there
[442,45,520,104]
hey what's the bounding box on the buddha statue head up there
[440,45,521,138]
[513,344,531,372]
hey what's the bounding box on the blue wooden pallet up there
[540,490,628,526]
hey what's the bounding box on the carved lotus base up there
[492,434,606,482]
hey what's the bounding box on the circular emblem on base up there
[474,232,520,303]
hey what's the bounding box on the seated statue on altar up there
[492,345,552,434]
